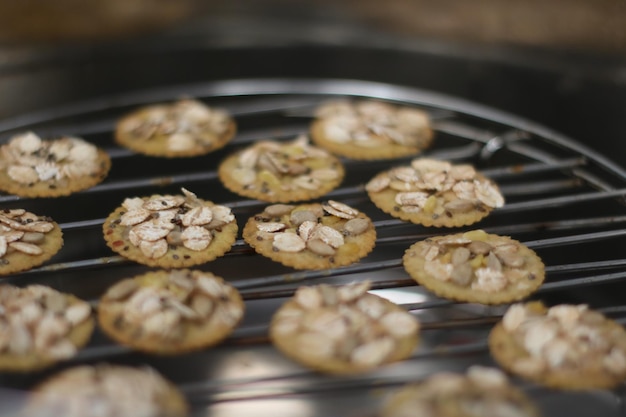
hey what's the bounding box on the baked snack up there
[366,158,504,227]
[242,201,376,270]
[98,269,244,355]
[0,209,64,275]
[0,284,93,372]
[310,99,433,160]
[489,301,626,390]
[270,281,420,374]
[22,364,188,417]
[381,366,539,417]
[218,135,344,203]
[402,230,544,305]
[102,188,237,268]
[115,98,236,158]
[0,132,111,197]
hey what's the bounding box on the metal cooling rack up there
[1,79,626,417]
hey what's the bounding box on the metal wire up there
[2,79,626,416]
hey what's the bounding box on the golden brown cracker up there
[98,269,244,355]
[218,136,344,203]
[0,133,111,198]
[102,188,237,268]
[309,99,433,160]
[24,364,188,417]
[270,282,419,374]
[489,301,626,390]
[115,98,236,158]
[366,158,504,227]
[381,366,539,417]
[403,230,544,305]
[0,285,94,372]
[0,209,64,275]
[243,201,376,270]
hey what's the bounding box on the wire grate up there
[1,79,626,417]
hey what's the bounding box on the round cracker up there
[366,158,504,227]
[0,287,94,372]
[309,99,433,160]
[489,302,626,390]
[310,119,432,160]
[98,269,244,355]
[0,137,111,198]
[270,283,419,374]
[381,367,539,417]
[218,137,344,203]
[0,211,64,276]
[24,364,188,417]
[115,99,236,158]
[242,202,376,270]
[403,231,544,305]
[102,191,237,268]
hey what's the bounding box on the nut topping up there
[0,132,106,188]
[219,135,344,203]
[250,201,374,263]
[403,230,545,305]
[273,232,307,253]
[381,366,539,417]
[245,201,376,270]
[494,302,626,387]
[0,284,92,367]
[312,100,433,158]
[116,98,234,155]
[98,270,244,354]
[23,364,188,417]
[367,158,504,227]
[323,200,359,219]
[111,188,234,259]
[410,231,533,292]
[0,209,61,273]
[270,282,420,373]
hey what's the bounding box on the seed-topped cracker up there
[270,281,420,374]
[403,230,544,305]
[243,201,376,270]
[98,269,244,355]
[0,209,63,275]
[381,366,539,417]
[489,301,626,390]
[23,364,188,417]
[115,98,236,158]
[218,135,345,203]
[0,284,93,372]
[0,132,111,197]
[310,99,433,160]
[102,188,237,268]
[366,158,504,227]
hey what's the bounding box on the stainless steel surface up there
[1,78,626,416]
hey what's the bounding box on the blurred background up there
[0,0,624,53]
[0,0,624,162]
